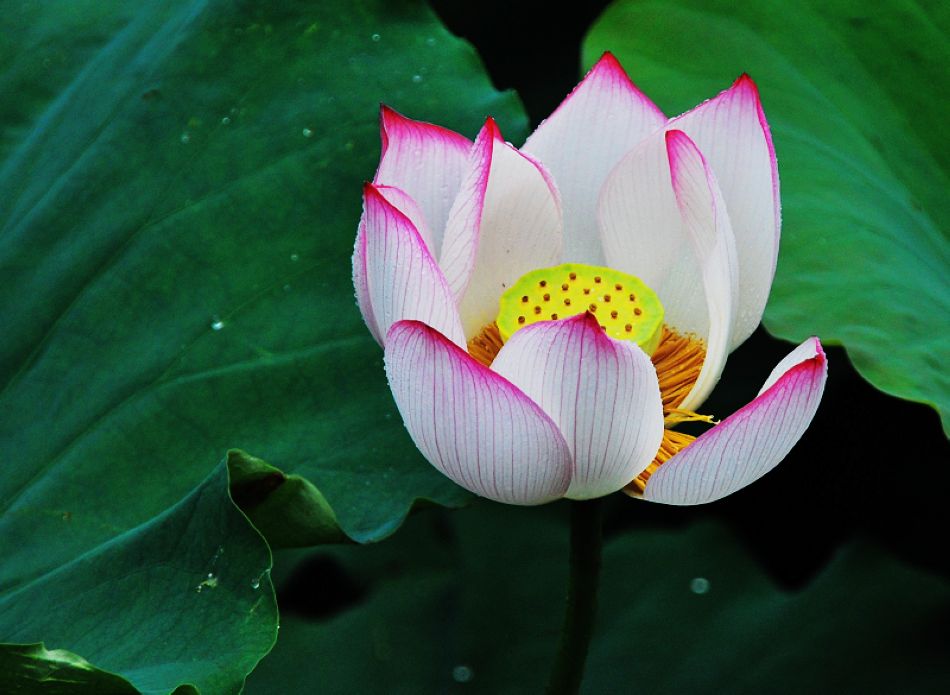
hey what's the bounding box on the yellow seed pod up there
[496,263,664,355]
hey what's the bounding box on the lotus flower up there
[353,53,826,506]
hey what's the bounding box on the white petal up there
[374,106,473,257]
[665,130,740,411]
[523,52,666,265]
[600,129,708,339]
[385,320,573,505]
[599,129,739,411]
[372,184,434,254]
[440,119,563,338]
[491,313,664,500]
[670,75,780,349]
[644,337,827,505]
[352,221,380,343]
[357,184,465,348]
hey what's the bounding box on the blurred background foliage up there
[0,0,947,692]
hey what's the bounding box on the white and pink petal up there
[599,129,739,411]
[355,184,465,348]
[665,130,740,411]
[491,312,664,500]
[385,320,573,505]
[643,337,827,505]
[374,106,472,256]
[371,184,434,252]
[440,118,563,338]
[599,128,708,339]
[670,75,780,349]
[523,52,666,265]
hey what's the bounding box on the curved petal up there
[374,106,473,257]
[643,337,827,505]
[491,312,664,500]
[600,129,707,338]
[356,184,465,348]
[440,118,563,338]
[670,75,780,349]
[372,184,434,253]
[599,129,739,411]
[352,221,379,343]
[666,130,739,411]
[523,52,666,265]
[385,320,573,505]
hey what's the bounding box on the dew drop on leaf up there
[452,665,474,683]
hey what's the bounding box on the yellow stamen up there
[665,408,717,426]
[652,327,706,414]
[495,263,664,355]
[625,429,696,496]
[468,322,504,368]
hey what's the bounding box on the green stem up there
[546,498,605,695]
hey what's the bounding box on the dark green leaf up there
[0,0,526,586]
[247,503,950,694]
[229,449,347,548]
[0,644,140,695]
[583,0,950,434]
[0,462,276,695]
[0,0,527,688]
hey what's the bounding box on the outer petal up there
[666,130,740,411]
[670,75,780,349]
[374,106,472,257]
[491,313,664,500]
[440,118,563,338]
[644,337,827,505]
[385,320,573,505]
[522,52,666,265]
[355,184,465,348]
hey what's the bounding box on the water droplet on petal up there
[690,577,710,595]
[411,74,423,84]
[211,317,225,331]
[302,127,313,138]
[290,252,299,262]
[221,116,231,125]
[180,132,191,144]
[371,33,381,42]
[425,36,436,46]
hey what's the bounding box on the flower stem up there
[546,498,605,695]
